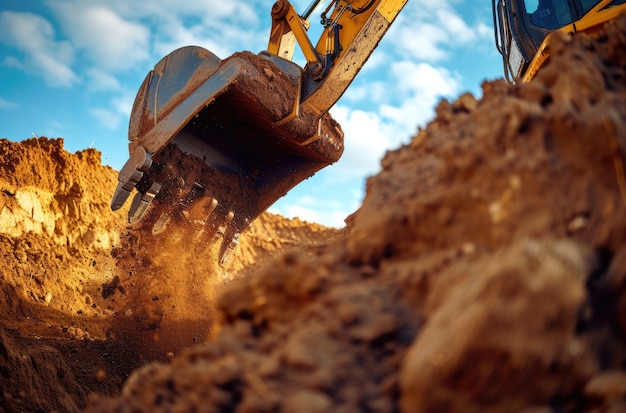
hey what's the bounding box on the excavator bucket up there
[111,0,408,263]
[111,46,344,263]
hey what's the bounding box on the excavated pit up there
[1,14,626,413]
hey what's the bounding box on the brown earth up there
[2,14,626,413]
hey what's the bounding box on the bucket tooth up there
[112,146,152,211]
[185,193,218,223]
[179,182,203,208]
[152,214,170,235]
[111,182,133,212]
[217,211,235,237]
[219,232,240,266]
[128,182,162,224]
[205,198,219,218]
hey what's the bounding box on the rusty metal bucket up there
[111,46,343,262]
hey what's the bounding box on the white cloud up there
[388,0,487,63]
[89,91,133,130]
[436,7,477,42]
[147,2,266,59]
[270,203,342,228]
[90,107,123,130]
[330,106,394,179]
[392,60,458,96]
[270,194,358,228]
[119,0,260,22]
[50,0,267,61]
[111,93,135,120]
[0,97,18,109]
[380,60,460,132]
[0,11,79,87]
[396,22,450,61]
[31,119,68,140]
[2,56,23,70]
[341,80,389,106]
[37,0,268,78]
[48,2,151,72]
[85,68,121,92]
[151,20,239,60]
[476,22,494,40]
[31,52,79,87]
[331,60,460,177]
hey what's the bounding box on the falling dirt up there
[0,137,334,412]
[2,14,626,413]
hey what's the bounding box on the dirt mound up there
[86,14,626,413]
[2,13,626,413]
[0,138,335,411]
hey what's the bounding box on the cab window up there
[580,0,601,14]
[525,0,574,29]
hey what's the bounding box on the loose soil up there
[2,14,626,413]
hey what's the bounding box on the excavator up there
[494,0,626,81]
[111,0,626,263]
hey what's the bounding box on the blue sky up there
[0,0,504,227]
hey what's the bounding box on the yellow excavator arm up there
[267,0,407,119]
[111,0,408,263]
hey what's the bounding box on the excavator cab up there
[111,0,407,263]
[493,0,626,82]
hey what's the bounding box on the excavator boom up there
[111,0,407,263]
